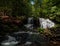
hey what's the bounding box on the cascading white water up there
[28,17,33,24]
[1,35,18,46]
[24,17,33,30]
[39,18,55,29]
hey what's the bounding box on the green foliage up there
[0,0,60,35]
[0,0,32,17]
[37,28,44,33]
[12,0,32,17]
[34,0,60,23]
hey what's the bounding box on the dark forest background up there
[0,0,60,35]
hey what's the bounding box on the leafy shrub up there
[37,28,44,33]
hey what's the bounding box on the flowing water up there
[24,17,33,30]
[39,18,55,29]
[1,35,18,46]
[0,18,55,46]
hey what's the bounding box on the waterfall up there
[39,18,55,29]
[1,35,18,46]
[24,17,33,30]
[28,17,33,24]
